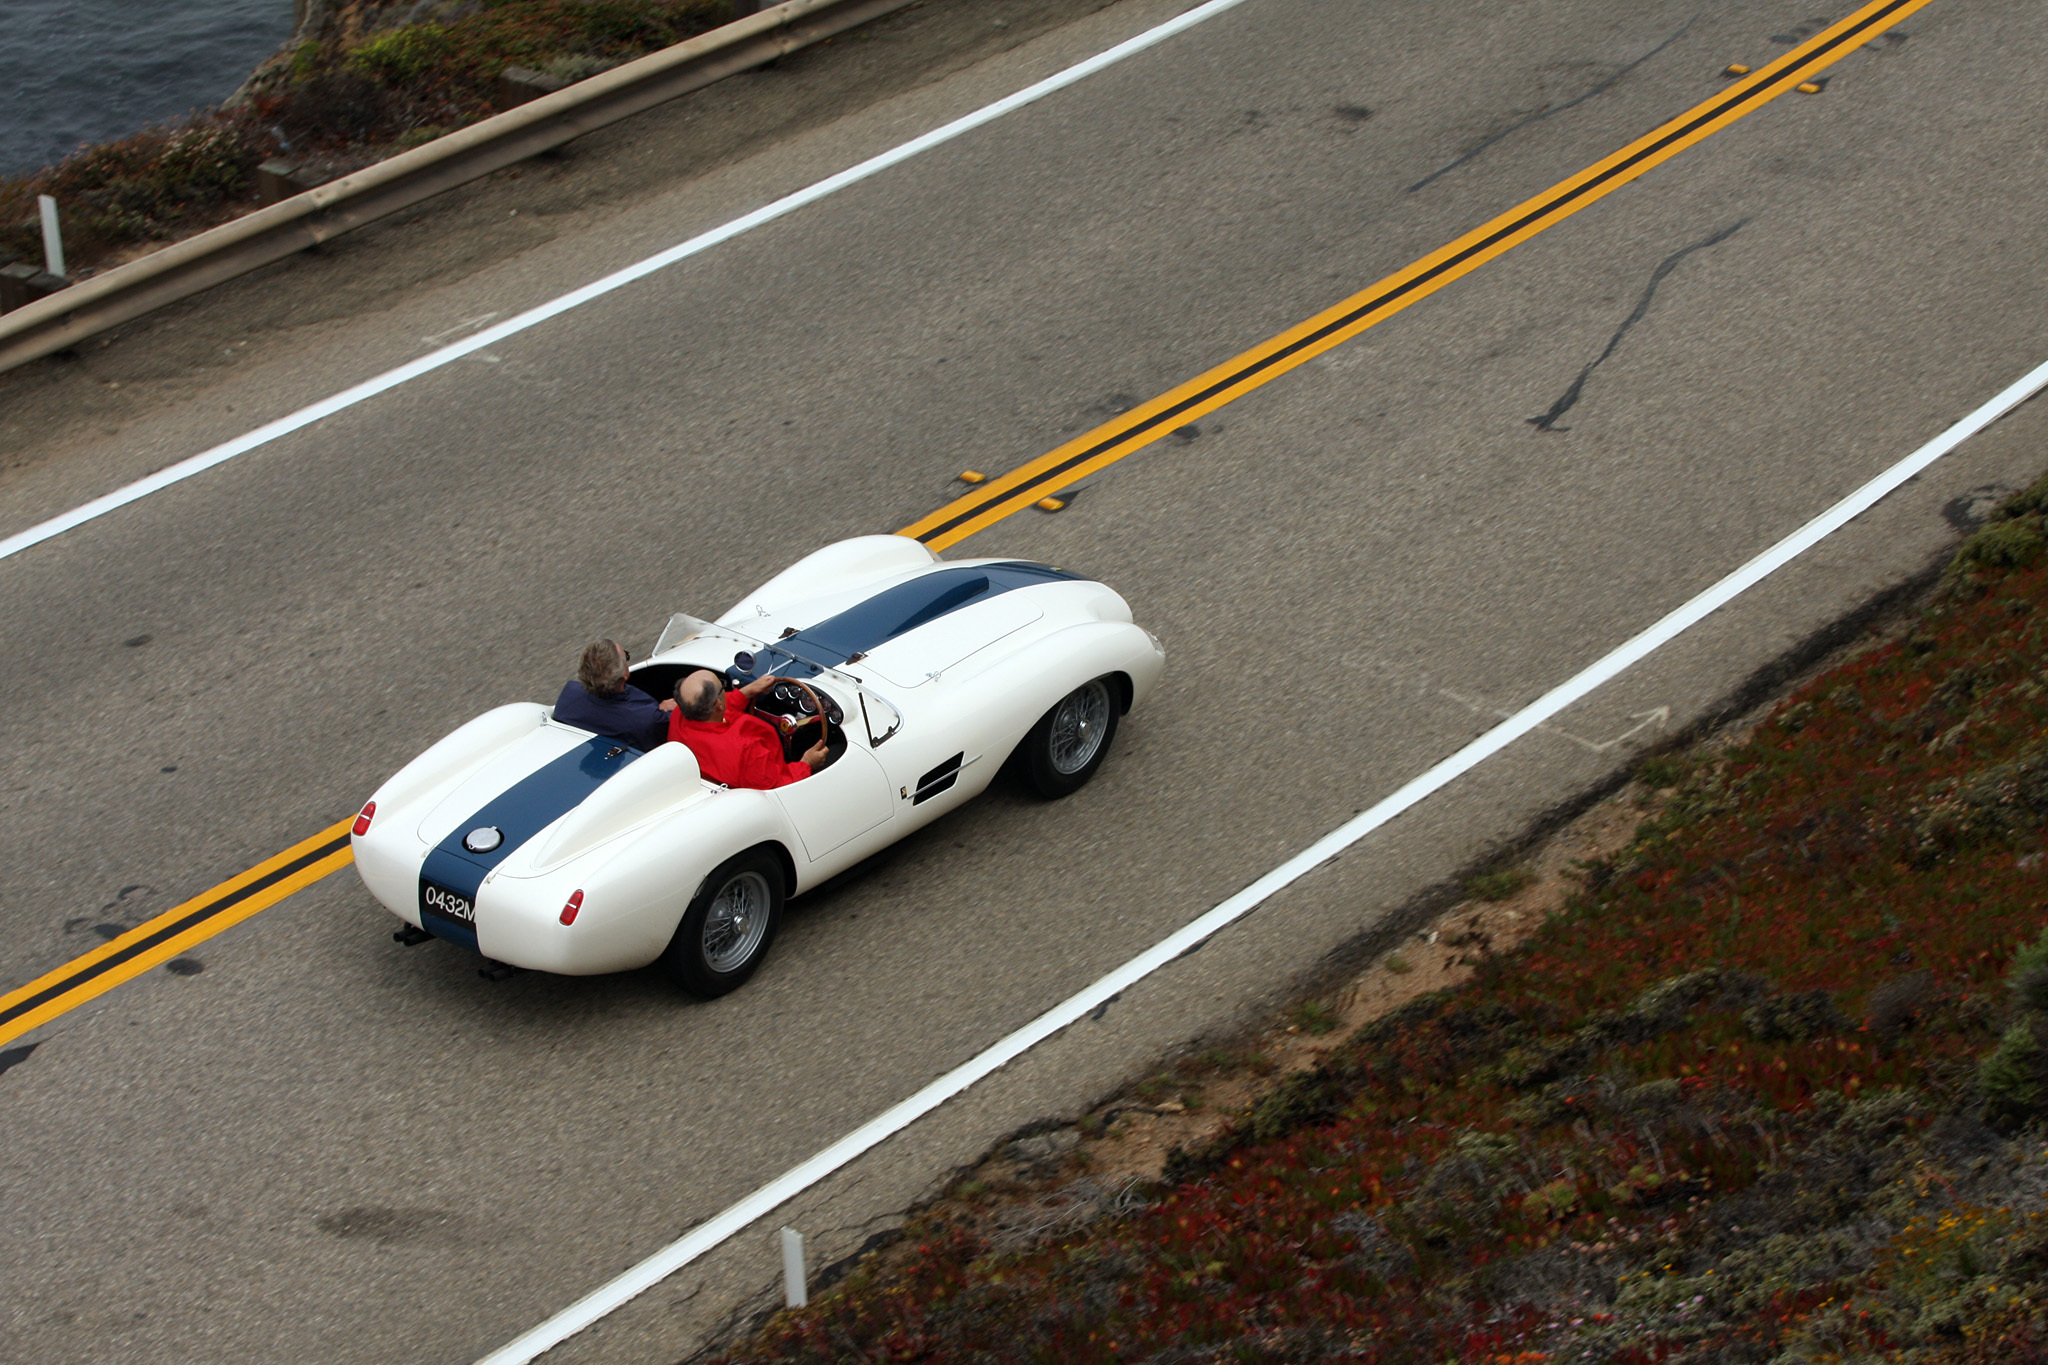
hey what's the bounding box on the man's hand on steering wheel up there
[739,673,779,700]
[801,737,831,769]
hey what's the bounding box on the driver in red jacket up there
[669,670,830,789]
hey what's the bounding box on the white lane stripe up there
[0,0,1255,566]
[477,356,2048,1365]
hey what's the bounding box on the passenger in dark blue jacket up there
[552,639,673,751]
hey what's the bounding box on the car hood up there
[855,593,1044,687]
[714,560,1079,688]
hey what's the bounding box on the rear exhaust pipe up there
[392,925,432,946]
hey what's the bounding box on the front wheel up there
[661,850,784,998]
[1019,676,1119,799]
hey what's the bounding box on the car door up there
[862,689,990,825]
[770,716,894,866]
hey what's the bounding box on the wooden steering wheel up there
[778,678,831,758]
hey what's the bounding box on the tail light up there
[352,801,376,837]
[560,890,584,926]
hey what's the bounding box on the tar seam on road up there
[0,821,353,1048]
[1527,217,1748,432]
[1405,13,1699,194]
[480,353,2048,1365]
[0,0,1261,567]
[895,0,1935,551]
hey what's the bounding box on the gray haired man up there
[551,639,674,750]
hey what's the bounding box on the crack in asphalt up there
[1407,15,1698,193]
[817,1210,899,1240]
[1528,217,1749,433]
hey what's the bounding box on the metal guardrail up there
[0,0,917,375]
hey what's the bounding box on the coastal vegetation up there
[0,0,732,277]
[712,478,2048,1362]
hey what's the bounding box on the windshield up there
[652,611,887,718]
[652,611,903,745]
[652,612,733,657]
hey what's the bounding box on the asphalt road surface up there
[3,0,2046,1361]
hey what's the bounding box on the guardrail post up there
[37,196,65,278]
[495,66,569,110]
[0,264,30,313]
[0,262,68,314]
[779,1226,807,1308]
[257,161,322,205]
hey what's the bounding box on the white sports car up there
[349,536,1164,996]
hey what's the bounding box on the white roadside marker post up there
[780,1227,807,1308]
[37,195,65,279]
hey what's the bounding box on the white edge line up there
[0,0,1254,565]
[476,356,2048,1365]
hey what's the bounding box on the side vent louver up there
[912,753,965,806]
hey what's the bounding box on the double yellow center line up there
[901,0,1932,550]
[0,0,1932,1050]
[0,821,352,1046]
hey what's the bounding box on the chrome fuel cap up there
[462,826,504,853]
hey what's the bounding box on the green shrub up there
[1634,754,1686,788]
[271,72,400,146]
[1293,1000,1339,1034]
[1998,469,2048,520]
[2010,924,2048,1012]
[1911,739,2048,861]
[1978,1019,2045,1121]
[348,24,460,86]
[151,125,253,199]
[394,124,453,150]
[1743,988,1850,1043]
[1466,867,1532,901]
[537,54,618,84]
[1947,515,2048,592]
[1835,1086,1923,1141]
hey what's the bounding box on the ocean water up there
[0,0,297,178]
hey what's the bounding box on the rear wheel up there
[1020,676,1119,799]
[662,850,784,998]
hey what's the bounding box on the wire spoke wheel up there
[1048,679,1112,775]
[665,852,784,997]
[700,869,771,973]
[1020,676,1120,798]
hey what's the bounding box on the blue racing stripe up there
[418,735,640,949]
[766,561,1078,674]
